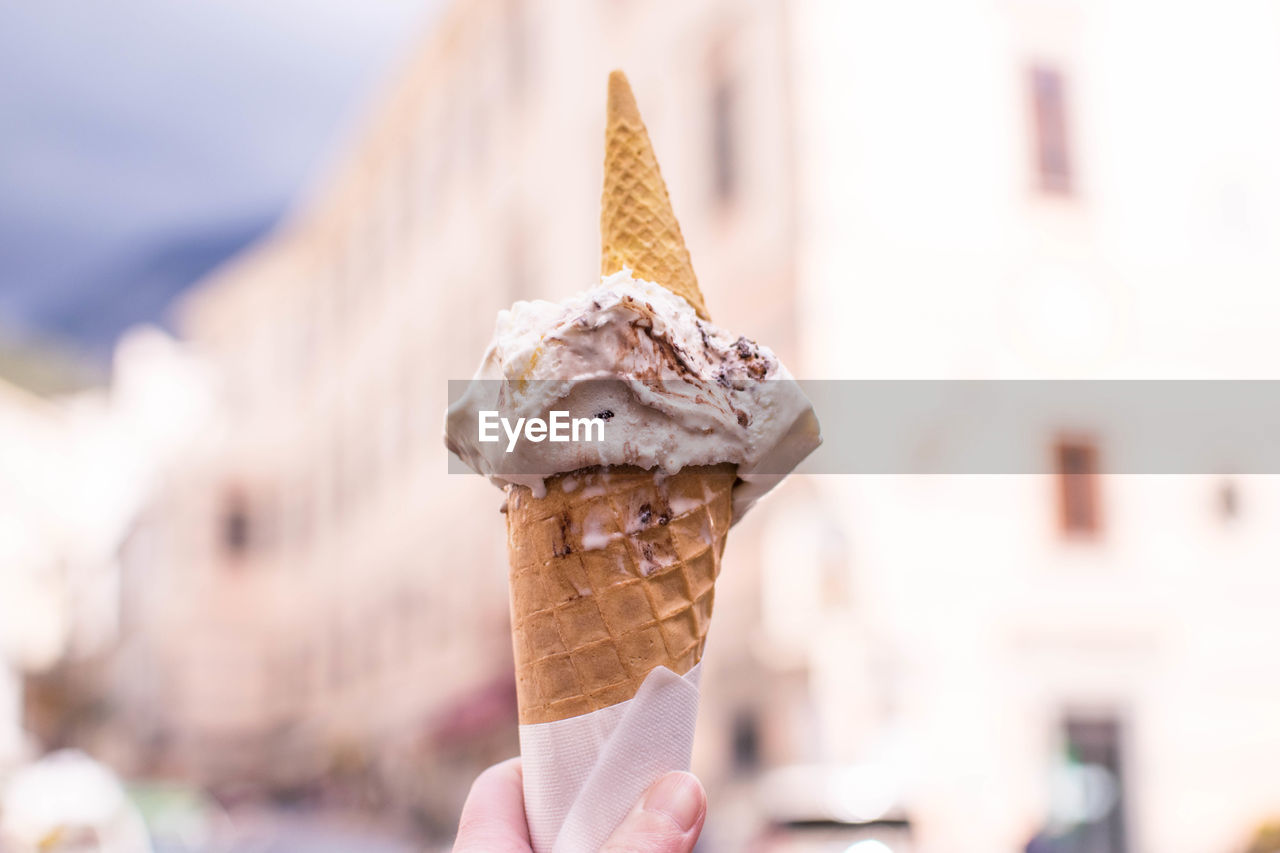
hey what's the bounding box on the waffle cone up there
[600,70,708,320]
[504,73,729,725]
[506,464,735,724]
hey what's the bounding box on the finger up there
[453,757,531,853]
[600,771,707,853]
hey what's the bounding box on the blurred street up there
[195,811,417,853]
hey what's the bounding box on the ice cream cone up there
[504,72,734,725]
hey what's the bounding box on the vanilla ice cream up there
[445,269,820,521]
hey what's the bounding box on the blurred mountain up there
[7,210,278,358]
[0,0,436,361]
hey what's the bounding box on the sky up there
[0,0,439,359]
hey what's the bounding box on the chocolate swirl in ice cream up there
[446,268,820,522]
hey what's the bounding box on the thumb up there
[600,771,707,853]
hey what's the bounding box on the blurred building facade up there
[0,332,193,775]
[114,0,1280,851]
[789,3,1280,853]
[0,377,74,769]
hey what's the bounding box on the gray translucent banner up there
[447,380,1280,474]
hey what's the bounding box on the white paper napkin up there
[519,664,702,853]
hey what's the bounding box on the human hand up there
[453,757,707,853]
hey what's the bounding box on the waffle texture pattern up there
[599,71,708,320]
[506,464,734,724]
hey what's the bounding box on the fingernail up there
[642,771,704,832]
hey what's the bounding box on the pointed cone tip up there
[607,70,642,127]
[600,70,709,320]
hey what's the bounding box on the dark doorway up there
[1059,715,1128,853]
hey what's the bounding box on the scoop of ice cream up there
[445,269,820,522]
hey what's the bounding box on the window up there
[730,708,761,773]
[220,489,252,559]
[1055,438,1101,536]
[1029,64,1073,194]
[1217,477,1239,521]
[710,72,738,204]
